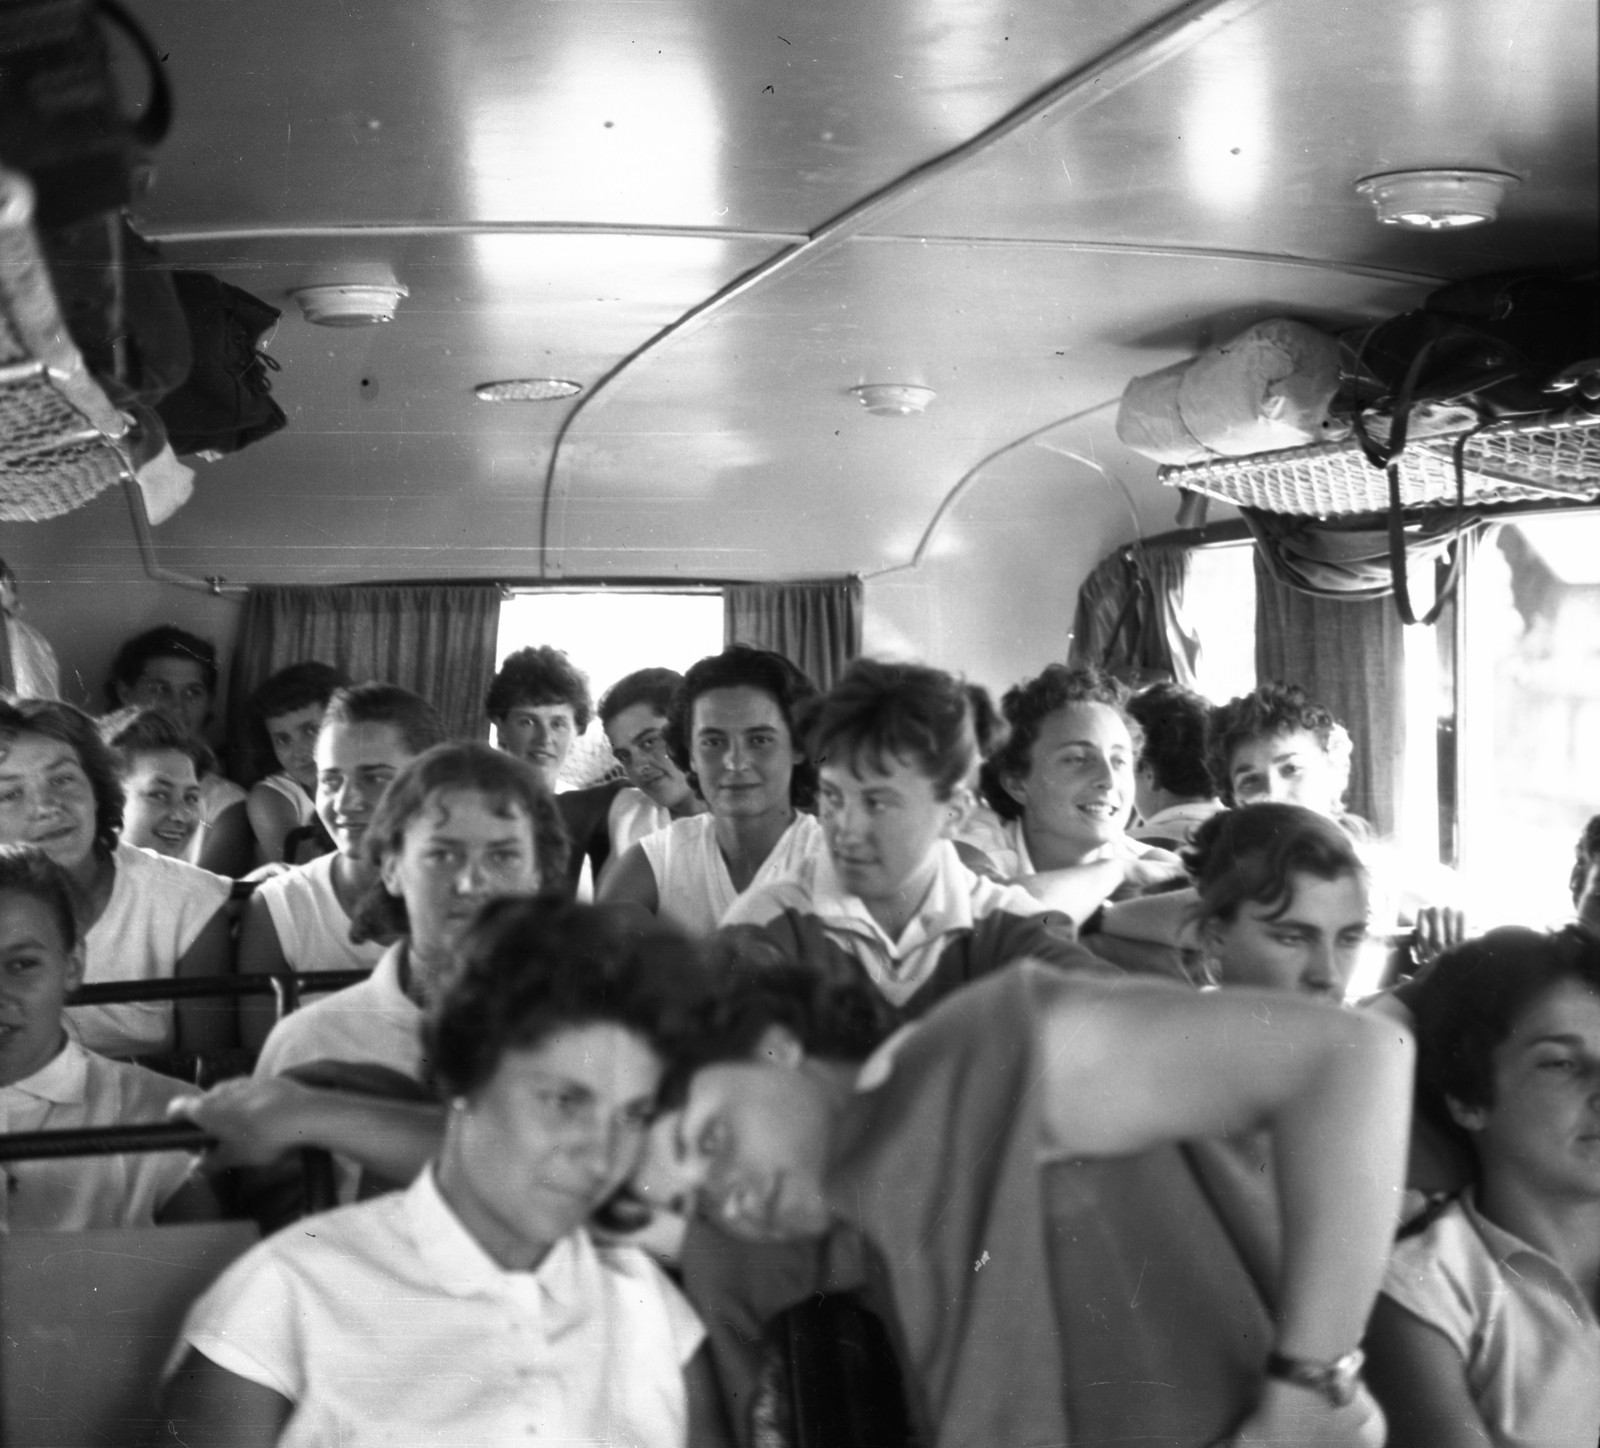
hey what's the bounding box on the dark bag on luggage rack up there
[0,0,172,227]
[155,271,286,456]
[1349,272,1600,626]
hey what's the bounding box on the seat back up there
[0,1219,258,1448]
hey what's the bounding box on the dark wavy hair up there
[667,645,820,810]
[106,625,219,709]
[0,844,80,951]
[100,707,216,779]
[1570,814,1600,905]
[965,682,1005,760]
[1127,682,1214,800]
[351,742,570,943]
[1184,803,1365,929]
[428,897,711,1100]
[803,658,975,802]
[1207,681,1352,809]
[249,661,350,725]
[982,664,1133,821]
[485,646,593,732]
[599,667,683,728]
[0,700,123,856]
[1410,925,1600,1114]
[676,929,900,1087]
[322,683,447,760]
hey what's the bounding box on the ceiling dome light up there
[474,378,583,402]
[850,383,936,416]
[290,282,409,326]
[1354,169,1519,230]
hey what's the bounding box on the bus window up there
[1184,541,1256,706]
[1459,515,1600,928]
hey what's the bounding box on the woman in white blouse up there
[0,699,231,1058]
[165,896,727,1448]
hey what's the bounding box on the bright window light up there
[1184,542,1257,705]
[494,590,725,783]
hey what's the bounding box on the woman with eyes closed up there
[966,664,1182,925]
[599,646,824,937]
[1365,928,1600,1448]
[0,699,232,1060]
[598,668,707,873]
[165,897,727,1448]
[235,684,446,1051]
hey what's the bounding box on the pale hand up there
[168,1075,323,1169]
[1221,1379,1386,1448]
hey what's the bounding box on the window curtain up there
[724,578,863,691]
[1252,551,1403,837]
[225,584,501,782]
[1068,543,1201,689]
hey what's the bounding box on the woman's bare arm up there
[246,783,300,866]
[175,1075,445,1182]
[161,1350,292,1448]
[235,892,290,1052]
[199,798,256,878]
[1034,972,1413,1373]
[174,904,237,1052]
[596,843,660,913]
[1362,1296,1493,1448]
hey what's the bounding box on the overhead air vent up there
[1354,169,1519,230]
[850,383,935,416]
[290,283,409,327]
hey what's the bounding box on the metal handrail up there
[0,1121,211,1162]
[68,968,373,1012]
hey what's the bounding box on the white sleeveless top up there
[639,811,823,937]
[255,853,387,974]
[257,772,317,826]
[70,842,231,1057]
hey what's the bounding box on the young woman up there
[599,646,824,937]
[486,645,620,897]
[107,626,253,877]
[235,684,445,1050]
[1207,681,1464,967]
[1184,803,1373,998]
[0,700,231,1059]
[244,661,349,865]
[598,667,706,869]
[1365,927,1600,1447]
[967,664,1182,923]
[102,708,209,861]
[181,904,1410,1447]
[0,845,217,1229]
[165,897,726,1448]
[251,740,568,1088]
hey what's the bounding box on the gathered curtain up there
[225,583,501,782]
[724,578,863,692]
[1252,550,1403,836]
[1068,543,1201,689]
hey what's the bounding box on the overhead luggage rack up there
[1158,410,1600,517]
[0,169,129,522]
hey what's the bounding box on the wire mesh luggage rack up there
[0,167,130,522]
[1157,409,1600,517]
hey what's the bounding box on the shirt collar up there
[811,841,975,957]
[1462,1189,1599,1323]
[406,1162,591,1311]
[1,1036,87,1105]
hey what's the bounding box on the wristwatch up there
[1264,1348,1365,1407]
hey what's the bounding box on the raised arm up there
[1033,972,1412,1439]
